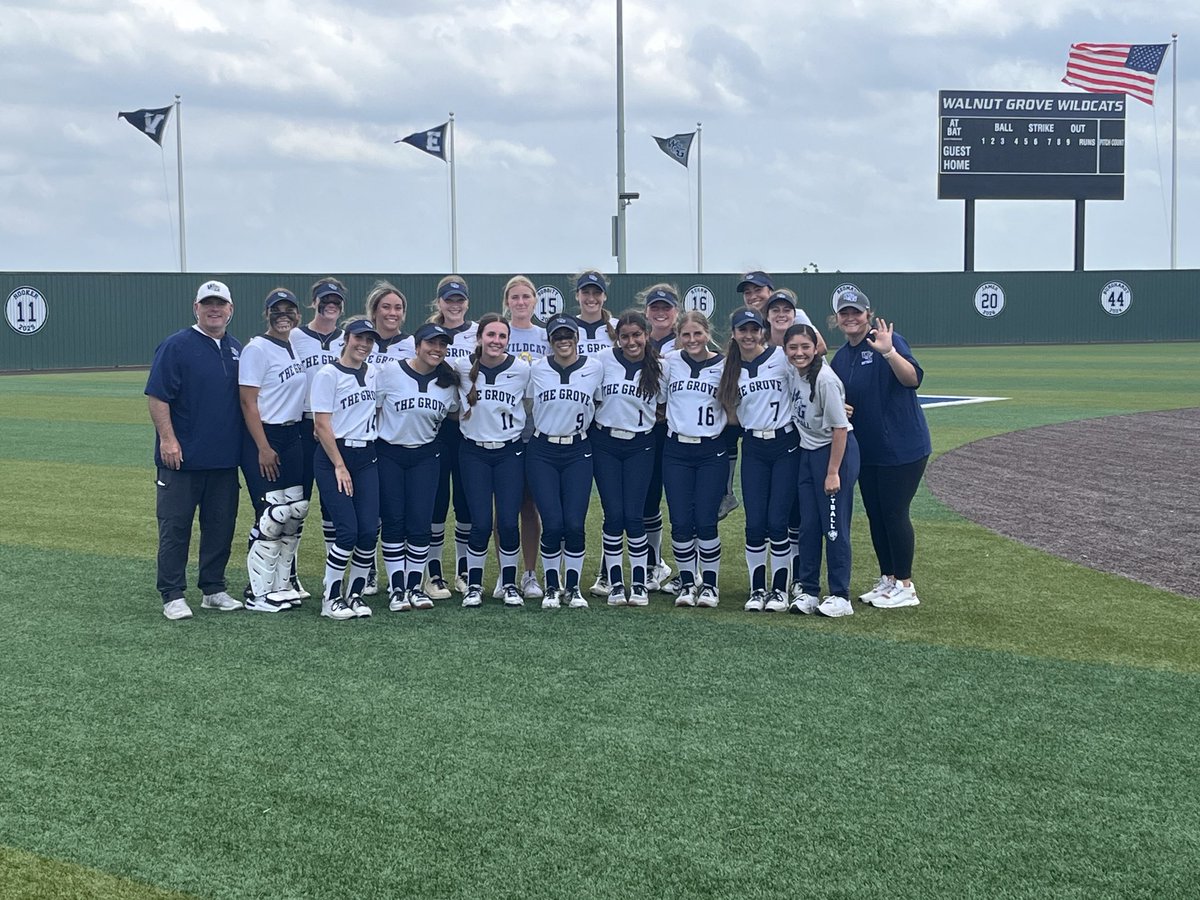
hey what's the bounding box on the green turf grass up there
[1,345,1198,898]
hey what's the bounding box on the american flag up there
[1063,43,1169,105]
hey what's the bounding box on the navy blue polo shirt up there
[145,326,244,470]
[830,332,931,467]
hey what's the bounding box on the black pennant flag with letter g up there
[396,122,449,161]
[118,106,173,146]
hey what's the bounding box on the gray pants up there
[155,467,239,602]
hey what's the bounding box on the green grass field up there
[1,344,1198,899]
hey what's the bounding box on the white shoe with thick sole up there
[566,587,590,609]
[789,592,821,615]
[590,573,610,598]
[628,584,649,607]
[744,589,766,612]
[607,585,628,607]
[321,599,355,620]
[502,584,524,607]
[388,590,412,612]
[462,585,484,608]
[200,591,242,611]
[348,596,372,618]
[859,576,896,605]
[408,586,435,610]
[541,588,561,610]
[873,583,920,609]
[674,585,697,607]
[162,598,193,620]
[817,595,854,617]
[423,576,451,600]
[694,584,720,608]
[764,589,789,613]
[521,571,544,599]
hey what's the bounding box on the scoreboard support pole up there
[963,199,975,272]
[1074,200,1086,271]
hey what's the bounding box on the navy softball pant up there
[740,428,800,546]
[377,440,440,550]
[662,434,726,542]
[432,418,471,524]
[526,434,593,589]
[796,434,860,599]
[459,438,526,558]
[241,422,304,513]
[313,442,379,555]
[592,427,655,540]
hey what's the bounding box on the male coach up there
[146,280,245,619]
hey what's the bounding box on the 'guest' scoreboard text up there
[938,90,1126,201]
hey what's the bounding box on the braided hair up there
[463,312,510,416]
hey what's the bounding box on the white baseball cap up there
[195,280,233,303]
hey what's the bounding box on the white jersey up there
[507,323,549,363]
[291,326,345,413]
[309,362,378,442]
[436,321,477,364]
[455,355,532,443]
[653,333,677,355]
[732,346,793,431]
[367,333,414,367]
[238,335,306,424]
[575,317,616,357]
[527,355,604,438]
[664,350,727,439]
[789,364,853,450]
[594,348,665,434]
[376,360,459,445]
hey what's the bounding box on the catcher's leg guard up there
[271,487,310,601]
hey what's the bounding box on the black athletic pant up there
[155,467,240,602]
[857,456,927,581]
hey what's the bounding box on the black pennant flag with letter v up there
[118,106,173,146]
[397,122,449,161]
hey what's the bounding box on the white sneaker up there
[646,561,672,592]
[764,589,789,613]
[388,589,412,612]
[789,583,806,604]
[502,584,524,607]
[607,585,628,607]
[694,584,720,608]
[744,589,766,612]
[660,575,683,596]
[817,595,854,617]
[674,585,697,607]
[590,572,610,598]
[462,585,484,608]
[364,568,379,596]
[717,491,740,520]
[321,598,355,620]
[290,576,311,601]
[162,598,193,620]
[423,575,451,600]
[628,584,649,607]
[454,573,469,594]
[521,571,544,599]
[348,596,372,618]
[789,592,821,615]
[566,587,589,609]
[245,595,291,613]
[200,591,242,611]
[541,588,561,610]
[859,576,896,605]
[492,578,504,599]
[408,586,435,610]
[873,582,920,609]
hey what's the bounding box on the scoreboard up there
[938,90,1126,200]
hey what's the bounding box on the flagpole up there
[615,0,628,274]
[175,94,186,273]
[448,111,458,272]
[696,122,703,272]
[1170,34,1178,269]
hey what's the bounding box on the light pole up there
[615,0,628,272]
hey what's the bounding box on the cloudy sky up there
[1,0,1195,276]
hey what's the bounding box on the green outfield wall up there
[1,270,1196,371]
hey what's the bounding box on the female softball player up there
[638,283,679,592]
[592,309,666,607]
[764,289,824,352]
[310,318,383,620]
[289,277,347,598]
[375,322,461,613]
[716,308,798,613]
[457,313,533,608]
[238,288,309,613]
[830,289,930,610]
[785,322,860,617]
[425,276,477,599]
[500,276,548,599]
[662,310,727,607]
[526,314,604,609]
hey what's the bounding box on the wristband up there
[882,350,894,359]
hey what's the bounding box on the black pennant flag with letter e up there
[118,106,173,146]
[397,122,449,161]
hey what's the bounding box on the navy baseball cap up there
[576,272,607,292]
[765,290,796,310]
[343,319,381,341]
[437,280,469,301]
[313,281,345,303]
[730,308,766,330]
[264,288,299,310]
[645,287,678,307]
[737,271,774,292]
[545,314,580,338]
[835,290,871,313]
[413,322,453,344]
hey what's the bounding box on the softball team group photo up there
[146,268,931,622]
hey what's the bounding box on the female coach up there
[526,314,604,610]
[310,318,383,620]
[375,322,461,613]
[785,323,859,618]
[457,313,532,608]
[716,308,798,614]
[829,289,930,610]
[592,309,666,607]
[662,311,727,608]
[238,288,309,613]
